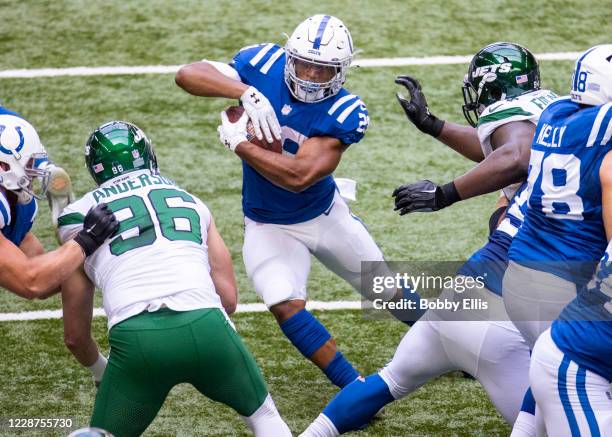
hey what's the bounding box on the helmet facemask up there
[284,50,350,103]
[462,72,504,127]
[0,152,50,204]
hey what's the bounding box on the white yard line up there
[0,300,362,322]
[0,52,581,79]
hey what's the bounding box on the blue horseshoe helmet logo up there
[0,125,25,156]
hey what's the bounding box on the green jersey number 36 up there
[107,188,202,256]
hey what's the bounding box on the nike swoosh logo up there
[487,104,503,113]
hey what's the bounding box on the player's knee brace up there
[322,374,394,433]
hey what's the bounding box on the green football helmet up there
[462,42,540,126]
[85,121,158,185]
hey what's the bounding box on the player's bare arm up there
[19,231,45,257]
[599,150,612,241]
[61,266,100,367]
[236,135,345,193]
[207,216,238,315]
[176,60,281,142]
[19,232,63,299]
[452,120,533,199]
[0,203,118,299]
[176,61,248,99]
[393,120,533,214]
[396,75,484,162]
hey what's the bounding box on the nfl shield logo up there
[132,150,140,158]
[281,104,292,115]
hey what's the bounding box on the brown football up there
[224,105,283,153]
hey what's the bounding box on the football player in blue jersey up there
[391,43,558,436]
[502,44,612,437]
[176,15,422,389]
[298,43,555,436]
[530,241,612,436]
[0,106,119,298]
[503,45,612,348]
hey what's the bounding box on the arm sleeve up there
[201,60,241,82]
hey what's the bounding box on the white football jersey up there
[477,89,558,198]
[58,170,222,329]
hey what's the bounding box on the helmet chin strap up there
[15,188,32,204]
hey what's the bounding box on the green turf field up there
[0,0,609,435]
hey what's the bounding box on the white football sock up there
[242,394,292,436]
[510,411,536,437]
[298,414,339,437]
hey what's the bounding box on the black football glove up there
[74,203,119,256]
[393,180,460,215]
[395,75,444,137]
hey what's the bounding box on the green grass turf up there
[0,60,577,312]
[0,1,609,435]
[0,310,509,436]
[0,0,609,69]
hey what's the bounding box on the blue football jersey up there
[552,242,612,381]
[230,43,369,224]
[458,183,529,296]
[0,106,39,245]
[0,193,37,246]
[509,98,612,285]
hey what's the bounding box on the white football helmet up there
[0,114,50,203]
[284,15,354,103]
[570,44,612,106]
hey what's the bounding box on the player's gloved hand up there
[74,203,119,256]
[392,180,460,214]
[240,86,282,143]
[218,111,248,152]
[395,75,444,137]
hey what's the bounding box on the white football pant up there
[379,287,531,424]
[503,261,577,348]
[243,191,392,307]
[530,329,612,437]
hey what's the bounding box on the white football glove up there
[218,111,248,152]
[240,86,282,143]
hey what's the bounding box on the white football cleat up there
[46,164,74,227]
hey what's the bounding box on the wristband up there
[441,181,461,206]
